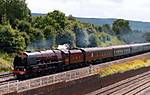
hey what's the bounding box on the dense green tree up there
[32,10,67,31]
[0,0,31,24]
[47,10,67,30]
[15,20,31,33]
[0,25,26,52]
[112,19,131,35]
[29,28,44,42]
[20,32,30,46]
[0,6,128,53]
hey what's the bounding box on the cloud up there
[26,0,150,22]
[108,0,124,3]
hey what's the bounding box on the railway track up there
[0,72,13,78]
[0,73,16,84]
[86,70,150,95]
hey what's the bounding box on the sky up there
[26,0,150,22]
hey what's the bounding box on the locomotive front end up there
[13,53,28,78]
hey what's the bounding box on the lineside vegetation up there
[97,59,150,77]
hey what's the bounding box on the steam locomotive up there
[13,43,150,79]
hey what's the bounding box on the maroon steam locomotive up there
[13,43,150,79]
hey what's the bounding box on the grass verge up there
[97,59,150,77]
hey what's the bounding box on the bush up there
[0,25,26,52]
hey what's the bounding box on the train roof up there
[111,44,131,48]
[69,49,82,53]
[24,50,53,56]
[129,43,149,47]
[110,43,150,48]
[81,47,113,52]
[23,50,55,56]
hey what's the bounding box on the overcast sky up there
[26,0,150,22]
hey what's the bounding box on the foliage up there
[112,19,131,35]
[0,24,26,52]
[15,19,31,33]
[0,0,31,24]
[0,9,129,52]
[102,24,113,34]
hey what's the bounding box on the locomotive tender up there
[13,43,150,79]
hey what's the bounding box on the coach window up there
[105,51,107,55]
[102,51,104,56]
[102,51,103,55]
[108,50,110,54]
[103,51,105,56]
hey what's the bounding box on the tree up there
[112,19,131,35]
[102,24,113,34]
[0,25,26,52]
[47,10,67,30]
[32,10,67,31]
[15,20,31,33]
[29,28,44,42]
[20,32,30,46]
[0,0,31,24]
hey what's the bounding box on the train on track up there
[13,43,150,79]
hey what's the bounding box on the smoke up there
[75,29,90,47]
[57,44,70,50]
[120,30,147,44]
[27,39,54,51]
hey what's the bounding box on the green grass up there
[0,51,14,72]
[96,59,150,77]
